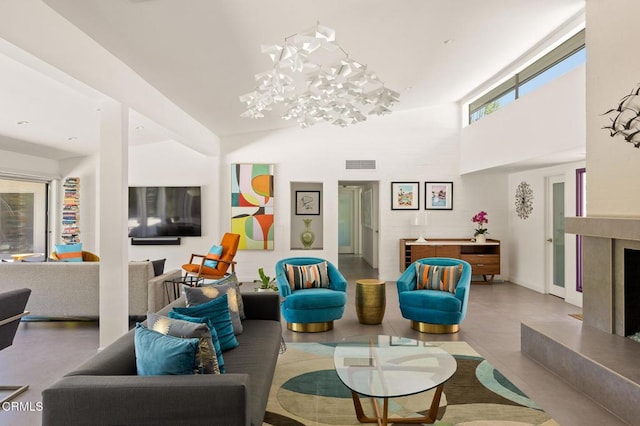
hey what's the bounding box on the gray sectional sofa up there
[41,292,282,426]
[0,261,180,318]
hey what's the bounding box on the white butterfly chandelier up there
[239,24,400,128]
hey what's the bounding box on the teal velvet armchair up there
[275,257,347,332]
[396,257,471,333]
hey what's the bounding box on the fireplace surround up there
[521,216,640,424]
[565,216,640,336]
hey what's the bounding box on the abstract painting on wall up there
[231,164,274,250]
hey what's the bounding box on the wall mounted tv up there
[128,186,201,238]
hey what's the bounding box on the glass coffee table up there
[334,335,457,425]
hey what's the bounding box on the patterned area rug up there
[263,341,558,426]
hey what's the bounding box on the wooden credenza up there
[399,238,501,284]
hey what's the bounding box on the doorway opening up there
[338,181,378,275]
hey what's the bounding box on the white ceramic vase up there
[475,234,487,244]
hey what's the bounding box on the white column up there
[99,101,129,349]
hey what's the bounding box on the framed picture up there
[425,182,453,210]
[296,191,320,215]
[391,182,419,210]
[231,163,274,250]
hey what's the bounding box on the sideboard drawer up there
[461,254,500,275]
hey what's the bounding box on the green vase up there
[300,219,315,249]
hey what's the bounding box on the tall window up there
[469,29,585,124]
[0,178,49,260]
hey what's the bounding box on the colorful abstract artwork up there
[231,164,274,250]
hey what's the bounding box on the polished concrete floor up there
[0,255,629,425]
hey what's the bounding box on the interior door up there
[547,176,565,298]
[338,187,356,254]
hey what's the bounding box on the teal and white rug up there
[264,341,558,425]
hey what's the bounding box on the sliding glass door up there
[0,178,49,260]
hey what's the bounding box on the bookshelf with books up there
[61,177,80,243]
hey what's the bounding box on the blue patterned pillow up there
[204,245,223,268]
[172,295,239,352]
[55,242,83,262]
[134,324,199,376]
[168,311,225,373]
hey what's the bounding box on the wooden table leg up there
[350,384,444,424]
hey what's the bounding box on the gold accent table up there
[355,279,385,325]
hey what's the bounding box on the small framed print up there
[425,182,453,210]
[391,182,419,210]
[295,191,320,215]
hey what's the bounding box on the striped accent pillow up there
[55,242,83,262]
[415,263,463,294]
[284,262,330,291]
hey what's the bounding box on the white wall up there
[0,149,59,178]
[586,0,640,216]
[222,104,509,282]
[507,162,584,306]
[461,64,585,174]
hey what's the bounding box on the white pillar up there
[99,101,129,349]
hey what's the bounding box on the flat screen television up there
[128,186,201,238]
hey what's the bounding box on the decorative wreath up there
[515,181,534,219]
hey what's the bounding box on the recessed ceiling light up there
[135,125,145,131]
[443,39,454,45]
[67,137,78,141]
[16,120,29,125]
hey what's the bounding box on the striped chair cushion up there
[54,242,83,262]
[415,263,463,293]
[284,262,330,291]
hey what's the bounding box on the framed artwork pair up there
[391,181,453,210]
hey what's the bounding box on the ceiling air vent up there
[345,160,376,170]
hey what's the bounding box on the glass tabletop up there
[333,335,457,398]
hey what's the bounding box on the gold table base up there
[287,321,333,332]
[411,321,459,334]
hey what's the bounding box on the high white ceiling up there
[0,0,585,160]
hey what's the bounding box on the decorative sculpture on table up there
[602,83,640,149]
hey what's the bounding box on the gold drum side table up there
[355,279,386,325]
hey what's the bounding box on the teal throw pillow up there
[204,245,223,268]
[183,284,243,335]
[54,242,83,262]
[147,312,220,374]
[200,273,245,319]
[134,324,199,376]
[168,311,225,373]
[172,295,239,352]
